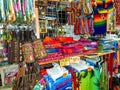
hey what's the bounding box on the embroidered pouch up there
[22,42,35,63]
[33,39,47,60]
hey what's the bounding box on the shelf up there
[38,50,115,65]
[84,50,115,58]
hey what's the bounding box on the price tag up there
[64,57,70,66]
[60,57,70,67]
[70,56,80,64]
[60,59,66,67]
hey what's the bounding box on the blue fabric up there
[44,73,72,90]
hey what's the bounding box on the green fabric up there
[78,68,100,90]
[100,62,109,90]
[98,44,103,53]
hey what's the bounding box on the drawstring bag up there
[22,42,35,63]
[33,39,47,60]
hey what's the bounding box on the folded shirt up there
[46,63,68,81]
[70,60,94,72]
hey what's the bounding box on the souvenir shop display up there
[0,0,120,90]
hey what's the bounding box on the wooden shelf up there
[38,50,115,65]
[84,50,115,58]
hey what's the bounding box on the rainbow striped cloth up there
[93,0,115,35]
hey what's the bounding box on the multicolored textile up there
[93,13,107,35]
[0,0,35,23]
[79,68,100,90]
[22,42,35,63]
[68,66,100,90]
[33,39,47,60]
[93,0,114,35]
[44,73,72,90]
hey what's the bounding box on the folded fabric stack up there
[85,57,104,67]
[38,36,98,64]
[35,63,72,90]
[99,39,115,52]
[62,43,84,54]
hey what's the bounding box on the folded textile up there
[70,60,94,72]
[46,63,68,81]
[44,72,72,90]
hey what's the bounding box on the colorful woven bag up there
[33,39,47,60]
[22,42,35,63]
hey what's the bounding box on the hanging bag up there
[21,29,35,63]
[22,42,35,63]
[32,39,47,60]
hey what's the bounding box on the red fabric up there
[43,36,59,45]
[68,68,77,90]
[114,86,119,90]
[40,69,47,76]
[107,53,114,89]
[58,37,75,43]
[74,18,81,35]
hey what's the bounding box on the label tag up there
[70,56,80,64]
[60,57,70,67]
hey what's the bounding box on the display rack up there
[39,50,115,65]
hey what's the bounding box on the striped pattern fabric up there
[93,0,114,35]
[93,13,107,35]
